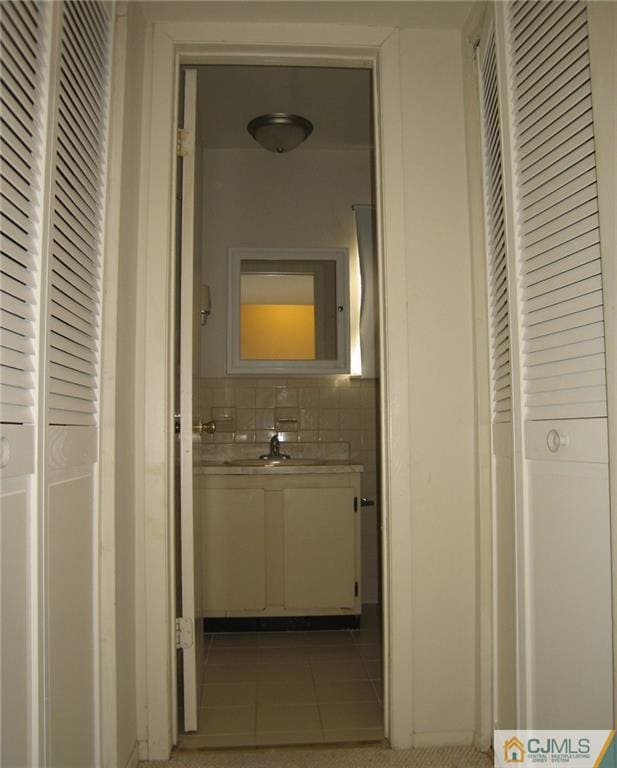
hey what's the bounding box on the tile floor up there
[178,609,383,749]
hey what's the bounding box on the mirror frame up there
[227,247,350,374]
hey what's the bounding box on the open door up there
[177,68,204,733]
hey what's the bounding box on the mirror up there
[228,248,350,374]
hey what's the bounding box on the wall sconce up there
[200,284,211,326]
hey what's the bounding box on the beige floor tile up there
[322,727,384,743]
[257,703,321,733]
[198,705,256,735]
[371,680,383,704]
[356,644,381,662]
[179,732,256,748]
[207,647,261,666]
[258,631,309,647]
[319,701,383,730]
[256,731,324,746]
[203,663,258,683]
[201,682,256,707]
[257,680,317,706]
[315,679,377,703]
[259,646,309,663]
[308,646,362,663]
[305,631,354,646]
[310,660,367,683]
[257,662,313,684]
[362,660,383,680]
[210,633,261,648]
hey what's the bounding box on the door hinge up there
[177,128,190,157]
[175,617,194,649]
[354,496,358,512]
[354,581,359,598]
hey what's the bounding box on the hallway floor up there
[178,608,383,749]
[141,744,493,768]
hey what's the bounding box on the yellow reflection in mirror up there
[241,304,315,360]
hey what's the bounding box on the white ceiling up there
[195,65,373,150]
[139,1,477,30]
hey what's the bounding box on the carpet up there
[140,744,493,768]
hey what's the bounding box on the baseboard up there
[412,730,475,748]
[204,614,360,632]
[122,742,139,768]
[137,740,149,762]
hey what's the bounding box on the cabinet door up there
[200,488,266,612]
[283,487,356,610]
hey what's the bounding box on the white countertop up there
[195,460,364,476]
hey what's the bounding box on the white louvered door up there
[491,0,613,728]
[44,3,112,766]
[178,68,205,734]
[477,14,517,731]
[0,3,47,766]
[0,2,113,766]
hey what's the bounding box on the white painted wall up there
[399,29,477,743]
[198,148,373,378]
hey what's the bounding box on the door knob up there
[546,429,569,453]
[193,419,216,435]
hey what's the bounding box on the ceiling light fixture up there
[247,113,313,154]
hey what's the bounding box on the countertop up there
[194,460,364,476]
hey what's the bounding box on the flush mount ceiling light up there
[247,113,313,154]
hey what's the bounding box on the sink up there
[225,458,326,467]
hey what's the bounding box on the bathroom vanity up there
[194,461,363,619]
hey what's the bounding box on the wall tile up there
[255,388,277,408]
[255,409,275,430]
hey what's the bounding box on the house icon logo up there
[504,736,525,763]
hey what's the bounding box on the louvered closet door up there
[478,17,517,731]
[501,0,613,728]
[0,3,47,765]
[43,2,112,766]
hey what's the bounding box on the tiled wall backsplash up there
[193,375,380,501]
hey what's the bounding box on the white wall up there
[399,28,477,743]
[199,148,373,377]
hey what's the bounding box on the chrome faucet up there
[260,433,290,460]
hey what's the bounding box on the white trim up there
[99,3,127,766]
[227,247,351,375]
[494,4,530,728]
[374,28,414,749]
[136,20,414,758]
[464,4,494,748]
[587,0,617,724]
[412,730,475,748]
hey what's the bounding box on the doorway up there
[176,62,384,749]
[138,22,417,758]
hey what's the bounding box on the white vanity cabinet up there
[195,466,362,617]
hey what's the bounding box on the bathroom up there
[178,63,384,747]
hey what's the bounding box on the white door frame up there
[135,21,414,760]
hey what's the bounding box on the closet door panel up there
[43,2,112,765]
[527,460,613,727]
[500,0,613,728]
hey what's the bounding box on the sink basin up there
[226,458,326,467]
